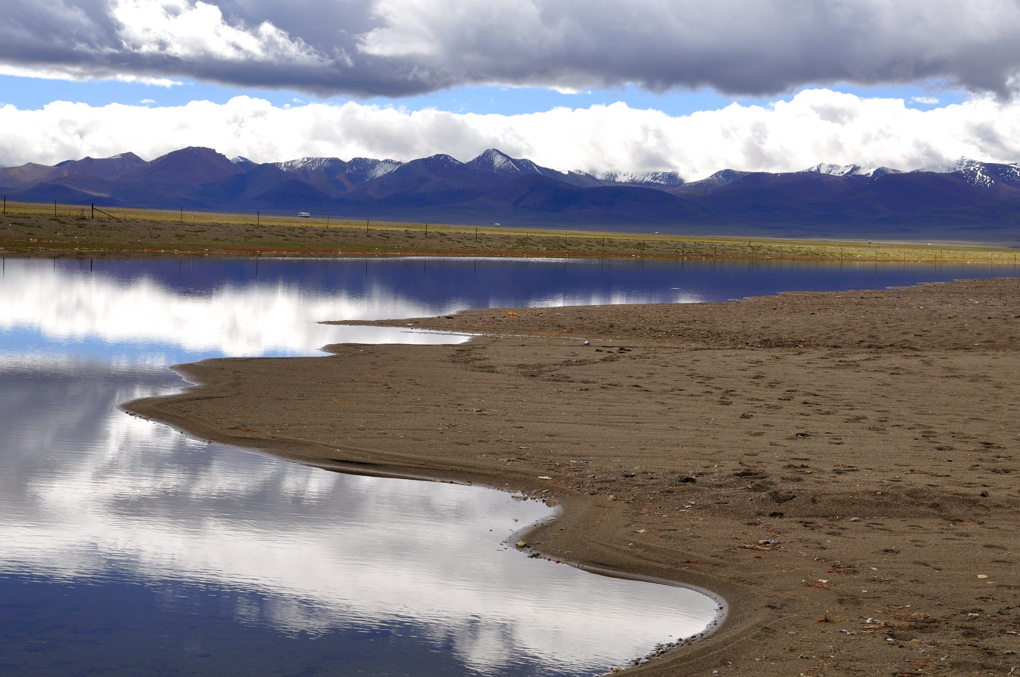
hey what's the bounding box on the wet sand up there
[126,277,1020,676]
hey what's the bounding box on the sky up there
[2,0,1020,180]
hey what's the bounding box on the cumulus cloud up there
[0,0,339,91]
[109,0,324,64]
[2,90,1019,178]
[2,0,1020,97]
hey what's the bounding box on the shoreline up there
[125,277,1020,676]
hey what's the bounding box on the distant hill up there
[3,146,1020,243]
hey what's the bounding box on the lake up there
[0,256,1014,676]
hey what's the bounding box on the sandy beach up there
[126,276,1020,676]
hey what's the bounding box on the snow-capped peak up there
[807,163,883,177]
[345,157,402,180]
[277,157,346,173]
[421,154,463,169]
[478,148,516,170]
[920,158,1020,188]
[468,148,533,174]
[922,157,982,174]
[595,170,685,187]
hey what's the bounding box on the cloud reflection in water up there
[0,362,719,674]
[0,257,706,360]
[0,258,719,676]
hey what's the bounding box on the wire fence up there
[0,197,427,232]
[3,196,1018,265]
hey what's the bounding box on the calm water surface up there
[1,256,1014,676]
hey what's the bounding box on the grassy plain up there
[1,200,1017,262]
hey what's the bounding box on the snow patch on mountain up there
[271,156,402,182]
[971,162,1020,188]
[346,157,401,181]
[694,169,751,187]
[807,163,888,178]
[960,164,995,188]
[277,157,348,174]
[596,171,685,187]
[421,154,463,170]
[472,149,518,172]
[922,158,983,174]
[920,158,1020,187]
[470,149,561,178]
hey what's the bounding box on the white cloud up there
[109,0,325,64]
[1,90,1019,179]
[114,74,183,87]
[2,1,1020,97]
[0,0,338,92]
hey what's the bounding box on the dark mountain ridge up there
[2,146,1019,243]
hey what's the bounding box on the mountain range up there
[3,147,1020,242]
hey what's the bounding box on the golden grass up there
[1,199,1018,264]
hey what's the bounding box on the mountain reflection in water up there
[3,255,1010,360]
